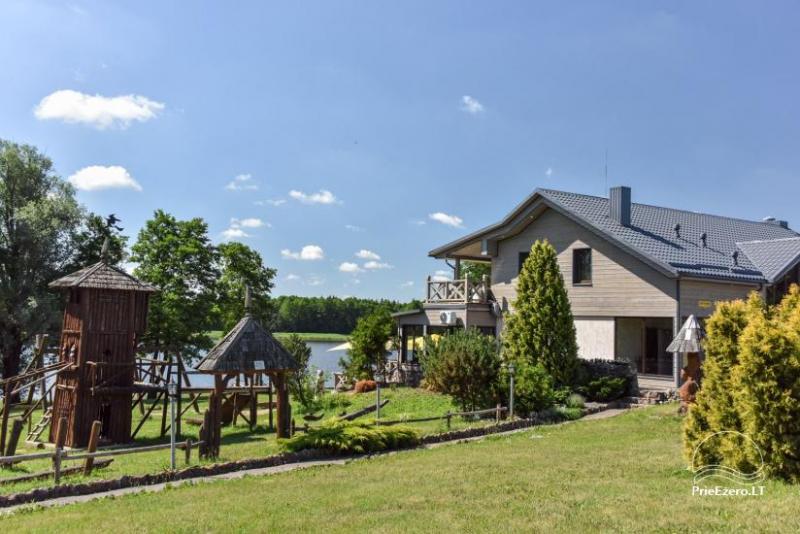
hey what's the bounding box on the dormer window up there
[573,248,592,285]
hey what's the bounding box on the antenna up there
[244,285,253,316]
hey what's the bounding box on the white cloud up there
[221,227,249,240]
[355,249,380,260]
[545,167,553,177]
[411,220,426,226]
[401,281,414,288]
[364,261,393,270]
[285,274,301,281]
[460,95,484,115]
[429,212,464,228]
[339,262,363,274]
[225,174,258,191]
[432,269,452,282]
[222,217,269,240]
[307,276,324,286]
[68,165,142,191]
[281,245,324,261]
[237,218,266,228]
[345,224,364,232]
[289,189,339,205]
[35,90,164,129]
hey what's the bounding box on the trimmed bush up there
[499,361,554,415]
[354,379,377,393]
[281,419,419,454]
[578,376,627,402]
[421,328,501,411]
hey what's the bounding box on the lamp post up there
[508,362,516,420]
[168,382,177,470]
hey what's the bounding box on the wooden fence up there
[0,437,203,485]
[373,405,508,430]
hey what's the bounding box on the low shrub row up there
[281,419,420,455]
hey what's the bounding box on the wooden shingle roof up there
[49,262,157,292]
[196,315,298,374]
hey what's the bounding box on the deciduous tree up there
[215,242,276,331]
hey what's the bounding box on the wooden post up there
[274,372,289,439]
[53,416,68,484]
[268,377,274,432]
[445,411,452,431]
[185,438,193,464]
[496,403,502,424]
[0,379,14,453]
[4,419,24,460]
[249,374,257,431]
[83,420,102,476]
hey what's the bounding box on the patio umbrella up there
[666,315,705,354]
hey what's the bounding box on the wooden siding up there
[491,208,676,317]
[679,279,759,318]
[395,304,497,329]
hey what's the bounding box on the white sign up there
[253,361,265,370]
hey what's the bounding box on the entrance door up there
[644,327,673,376]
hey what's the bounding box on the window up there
[518,252,529,273]
[572,248,592,285]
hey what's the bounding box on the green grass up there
[272,332,349,343]
[5,404,799,532]
[0,387,486,496]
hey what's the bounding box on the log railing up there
[425,276,489,303]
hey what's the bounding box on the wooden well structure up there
[196,300,297,456]
[48,254,156,447]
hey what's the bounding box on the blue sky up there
[2,1,799,300]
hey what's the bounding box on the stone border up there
[0,416,551,509]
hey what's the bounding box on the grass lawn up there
[3,404,799,532]
[0,387,486,496]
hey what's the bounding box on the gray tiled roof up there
[735,237,800,283]
[429,188,799,284]
[49,262,157,292]
[539,189,798,283]
[196,315,298,373]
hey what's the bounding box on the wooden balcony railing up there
[426,276,490,304]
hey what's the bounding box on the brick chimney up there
[609,186,631,227]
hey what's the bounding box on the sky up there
[2,1,799,300]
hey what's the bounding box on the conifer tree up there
[683,298,751,468]
[503,239,578,386]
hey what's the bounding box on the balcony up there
[425,276,490,304]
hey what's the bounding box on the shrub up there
[354,379,377,393]
[683,298,751,469]
[683,287,800,482]
[500,361,555,415]
[503,240,578,386]
[281,419,419,454]
[578,376,627,402]
[340,308,394,380]
[283,334,317,413]
[565,393,586,409]
[552,387,573,406]
[420,328,501,411]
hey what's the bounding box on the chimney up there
[609,186,631,227]
[763,216,789,229]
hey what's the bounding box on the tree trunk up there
[1,338,24,403]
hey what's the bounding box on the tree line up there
[0,139,417,383]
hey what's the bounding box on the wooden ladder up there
[26,407,53,442]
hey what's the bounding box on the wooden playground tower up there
[1,244,297,457]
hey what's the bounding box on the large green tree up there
[503,239,578,386]
[215,242,276,331]
[69,212,128,269]
[0,140,82,380]
[340,307,394,380]
[130,210,219,358]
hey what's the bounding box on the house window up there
[518,252,529,273]
[573,248,592,285]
